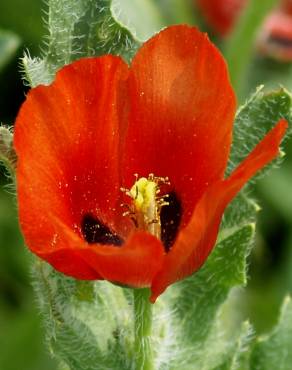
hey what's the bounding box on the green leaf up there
[215,322,253,370]
[32,261,134,370]
[228,87,292,177]
[22,0,141,87]
[111,0,164,41]
[250,296,292,370]
[221,192,259,234]
[166,224,255,369]
[0,29,20,71]
[174,224,255,339]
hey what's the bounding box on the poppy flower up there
[14,25,287,302]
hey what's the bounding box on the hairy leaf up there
[228,87,292,176]
[250,296,292,370]
[215,322,253,370]
[22,0,141,87]
[166,224,255,369]
[111,0,164,41]
[32,261,133,370]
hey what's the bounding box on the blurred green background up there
[0,2,58,369]
[0,1,291,369]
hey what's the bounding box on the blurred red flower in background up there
[14,25,287,302]
[258,1,292,61]
[197,0,247,36]
[197,0,292,61]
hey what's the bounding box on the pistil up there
[121,174,170,240]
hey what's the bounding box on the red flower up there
[258,6,292,61]
[197,0,292,61]
[196,0,247,36]
[14,25,287,302]
[283,0,292,14]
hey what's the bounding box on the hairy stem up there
[134,288,154,370]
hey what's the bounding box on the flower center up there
[81,214,123,246]
[121,174,170,240]
[80,174,182,251]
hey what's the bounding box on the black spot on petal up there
[81,214,123,246]
[160,192,182,252]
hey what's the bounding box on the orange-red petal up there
[33,214,165,286]
[36,216,165,287]
[14,56,134,279]
[151,119,288,301]
[75,231,165,287]
[123,25,236,226]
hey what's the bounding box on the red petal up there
[197,0,246,36]
[76,231,165,287]
[151,119,288,301]
[123,25,236,226]
[39,217,165,287]
[37,245,102,280]
[14,56,134,279]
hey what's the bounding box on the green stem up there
[224,0,278,99]
[134,288,154,370]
